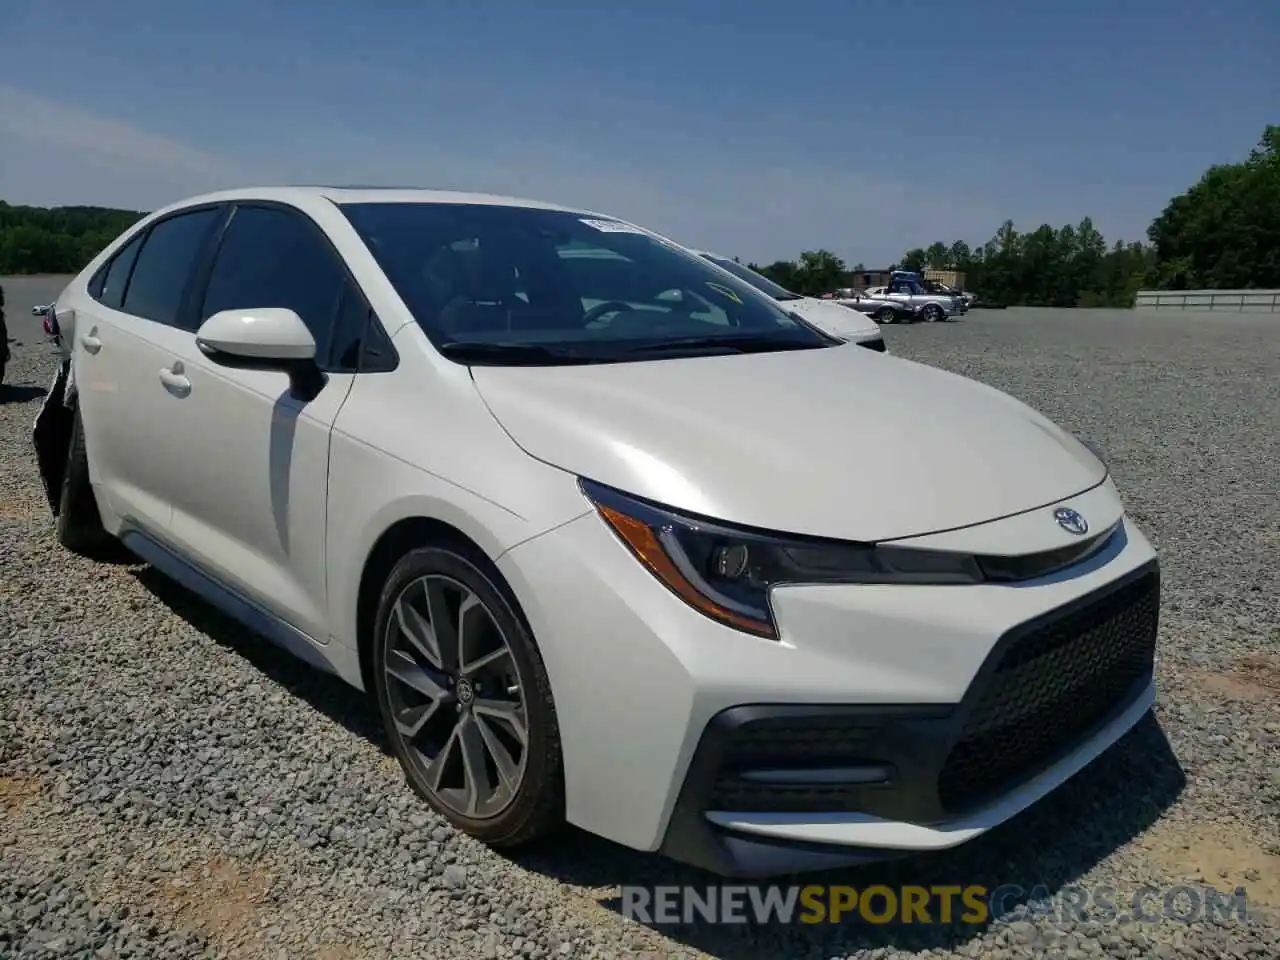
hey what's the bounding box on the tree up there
[926,241,957,268]
[885,213,1158,308]
[752,259,803,291]
[900,248,927,273]
[1147,124,1280,289]
[795,249,847,295]
[0,202,144,274]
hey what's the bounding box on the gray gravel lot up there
[2,292,1279,959]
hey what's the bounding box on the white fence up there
[1134,289,1280,312]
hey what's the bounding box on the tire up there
[922,304,944,322]
[372,542,565,847]
[55,409,116,556]
[874,307,896,325]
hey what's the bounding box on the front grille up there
[977,523,1118,582]
[937,571,1159,813]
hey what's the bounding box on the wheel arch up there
[354,514,534,696]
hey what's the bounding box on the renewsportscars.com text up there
[621,883,1250,926]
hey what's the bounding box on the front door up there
[158,202,367,642]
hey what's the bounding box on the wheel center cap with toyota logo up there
[455,677,476,706]
[1053,507,1089,536]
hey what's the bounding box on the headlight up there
[579,479,982,640]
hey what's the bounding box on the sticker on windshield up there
[705,282,743,304]
[579,218,647,234]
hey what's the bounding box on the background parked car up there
[692,251,886,350]
[832,289,920,325]
[866,273,964,321]
[923,278,977,308]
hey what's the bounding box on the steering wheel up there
[582,300,637,327]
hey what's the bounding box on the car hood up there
[784,297,881,340]
[471,344,1106,541]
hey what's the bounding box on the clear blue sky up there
[1,0,1276,265]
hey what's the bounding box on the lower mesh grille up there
[937,571,1159,813]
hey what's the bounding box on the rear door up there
[72,205,226,536]
[156,202,370,640]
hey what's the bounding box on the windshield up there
[700,254,801,301]
[340,203,830,364]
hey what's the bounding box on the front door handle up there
[158,362,191,397]
[80,328,102,354]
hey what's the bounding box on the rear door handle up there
[159,363,191,397]
[80,328,102,354]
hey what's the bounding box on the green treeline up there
[752,125,1280,306]
[2,126,1277,309]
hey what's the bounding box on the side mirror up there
[196,308,316,362]
[195,308,324,399]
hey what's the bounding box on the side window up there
[200,205,345,365]
[94,232,145,310]
[359,311,398,372]
[329,283,368,372]
[328,280,397,373]
[122,208,221,325]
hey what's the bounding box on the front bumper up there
[659,560,1158,875]
[496,481,1159,876]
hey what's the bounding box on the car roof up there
[151,185,595,216]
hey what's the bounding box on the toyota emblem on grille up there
[1054,507,1089,536]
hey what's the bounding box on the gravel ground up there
[2,293,1279,959]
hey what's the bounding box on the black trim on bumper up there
[657,558,1160,876]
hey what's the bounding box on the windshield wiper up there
[437,341,607,365]
[773,293,804,301]
[620,334,826,356]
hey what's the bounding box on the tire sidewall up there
[56,409,94,538]
[371,544,561,842]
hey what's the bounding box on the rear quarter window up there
[121,207,222,326]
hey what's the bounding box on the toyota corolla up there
[33,186,1159,877]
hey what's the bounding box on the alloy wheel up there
[383,574,529,819]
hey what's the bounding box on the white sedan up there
[34,186,1160,877]
[691,251,887,350]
